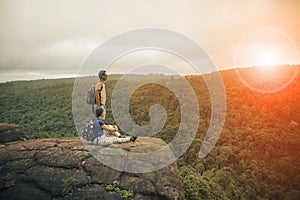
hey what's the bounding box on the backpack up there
[85,85,96,104]
[81,119,103,142]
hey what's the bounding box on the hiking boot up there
[130,136,138,142]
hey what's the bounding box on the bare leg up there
[106,125,121,137]
[107,136,131,144]
[93,135,130,145]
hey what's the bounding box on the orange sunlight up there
[256,47,279,68]
[234,28,299,93]
[234,28,299,68]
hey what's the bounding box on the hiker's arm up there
[101,124,118,132]
[95,82,102,107]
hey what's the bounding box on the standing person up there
[92,107,137,145]
[95,70,107,119]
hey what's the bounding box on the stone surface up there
[0,127,185,199]
[86,137,178,173]
[0,123,39,143]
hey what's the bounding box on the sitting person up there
[92,107,137,145]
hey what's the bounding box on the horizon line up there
[1,64,299,84]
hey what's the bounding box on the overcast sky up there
[0,0,300,82]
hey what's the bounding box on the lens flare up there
[234,27,299,93]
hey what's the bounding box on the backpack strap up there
[92,82,100,113]
[92,104,95,114]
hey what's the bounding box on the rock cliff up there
[0,124,185,200]
[0,123,39,144]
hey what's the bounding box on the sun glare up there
[257,48,278,68]
[234,28,299,68]
[234,28,299,93]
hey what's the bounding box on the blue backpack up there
[81,119,104,141]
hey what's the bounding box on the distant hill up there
[0,78,76,137]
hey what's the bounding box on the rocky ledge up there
[0,123,39,144]
[0,127,185,200]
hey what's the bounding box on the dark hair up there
[95,107,104,118]
[98,70,106,79]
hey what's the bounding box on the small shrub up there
[62,176,78,195]
[105,183,134,199]
[5,172,16,187]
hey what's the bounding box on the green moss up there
[61,176,78,196]
[105,183,134,199]
[4,172,16,187]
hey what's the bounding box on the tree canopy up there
[1,66,300,199]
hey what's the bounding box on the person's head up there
[95,107,105,118]
[98,70,107,81]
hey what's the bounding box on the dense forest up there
[0,65,300,199]
[0,78,76,137]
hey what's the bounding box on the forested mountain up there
[0,66,299,199]
[0,78,76,137]
[180,66,300,199]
